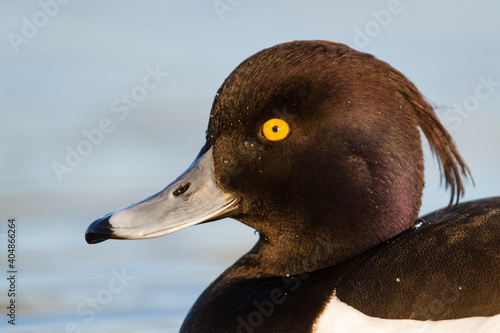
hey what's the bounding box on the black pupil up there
[272,126,279,133]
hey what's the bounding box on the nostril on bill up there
[173,183,191,196]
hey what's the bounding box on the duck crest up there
[395,75,472,205]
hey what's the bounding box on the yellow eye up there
[262,118,290,141]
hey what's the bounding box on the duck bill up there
[85,147,239,244]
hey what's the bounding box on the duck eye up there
[262,119,290,141]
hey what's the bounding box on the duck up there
[85,40,500,332]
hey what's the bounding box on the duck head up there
[86,41,470,276]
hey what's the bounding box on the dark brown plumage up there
[86,41,499,333]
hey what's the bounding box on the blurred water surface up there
[1,1,500,332]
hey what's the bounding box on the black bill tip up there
[85,215,113,244]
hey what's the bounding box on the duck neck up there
[232,148,424,278]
